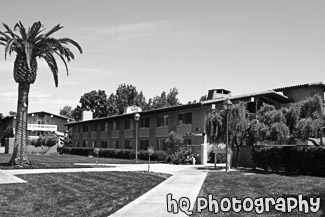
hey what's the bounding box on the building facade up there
[65,82,325,164]
[0,111,72,142]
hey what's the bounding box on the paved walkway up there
[0,163,225,216]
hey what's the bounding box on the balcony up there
[111,130,119,138]
[139,128,149,138]
[156,126,169,137]
[100,131,107,139]
[124,129,133,138]
[27,124,57,132]
[176,124,192,136]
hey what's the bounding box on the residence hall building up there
[65,82,325,164]
[0,111,72,142]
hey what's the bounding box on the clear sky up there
[1,0,325,116]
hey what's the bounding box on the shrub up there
[168,146,194,164]
[208,152,226,163]
[251,145,325,176]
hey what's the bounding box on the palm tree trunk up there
[9,83,31,166]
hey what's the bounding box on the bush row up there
[59,147,168,161]
[251,145,325,176]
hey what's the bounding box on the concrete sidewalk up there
[0,170,26,184]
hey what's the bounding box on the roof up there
[1,111,73,122]
[273,82,325,92]
[201,90,291,105]
[65,90,291,126]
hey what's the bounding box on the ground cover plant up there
[0,171,169,217]
[192,171,325,216]
[0,153,155,169]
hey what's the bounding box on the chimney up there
[207,89,231,100]
[81,111,93,121]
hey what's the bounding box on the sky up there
[0,0,325,116]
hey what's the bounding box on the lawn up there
[0,171,169,217]
[192,171,325,216]
[0,153,154,169]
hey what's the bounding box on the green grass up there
[192,171,325,216]
[0,171,169,217]
[0,153,156,169]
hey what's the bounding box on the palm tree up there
[0,21,82,166]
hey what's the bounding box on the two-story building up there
[0,111,72,142]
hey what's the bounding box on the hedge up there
[251,145,325,177]
[60,147,168,162]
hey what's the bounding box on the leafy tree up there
[150,88,181,109]
[114,84,142,114]
[79,90,109,118]
[9,111,17,116]
[227,102,251,168]
[164,131,184,152]
[0,21,82,165]
[0,126,14,145]
[30,133,58,154]
[59,105,73,118]
[167,88,181,107]
[199,95,207,102]
[71,105,83,121]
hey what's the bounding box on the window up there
[75,140,80,147]
[157,115,169,127]
[92,141,97,148]
[157,139,168,150]
[140,118,150,128]
[83,125,89,133]
[92,124,97,132]
[140,140,149,150]
[124,120,132,130]
[82,141,88,147]
[178,112,192,125]
[100,122,107,131]
[112,121,119,130]
[113,140,120,149]
[124,140,133,149]
[185,139,192,145]
[76,126,80,133]
[101,141,108,148]
[38,113,45,118]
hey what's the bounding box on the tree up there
[206,108,224,168]
[30,133,58,154]
[9,111,17,116]
[150,87,181,109]
[79,90,110,118]
[0,21,82,165]
[227,102,251,168]
[164,131,184,152]
[166,88,181,107]
[59,105,73,118]
[71,105,83,121]
[0,126,14,145]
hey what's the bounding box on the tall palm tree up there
[0,21,82,166]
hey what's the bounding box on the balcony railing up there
[124,129,133,138]
[176,124,192,136]
[111,130,119,138]
[27,124,57,132]
[139,128,149,138]
[156,126,169,137]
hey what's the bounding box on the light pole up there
[223,99,232,172]
[134,113,140,163]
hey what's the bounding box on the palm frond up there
[58,38,83,54]
[3,23,19,38]
[44,24,63,37]
[42,52,59,87]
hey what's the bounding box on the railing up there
[27,124,57,132]
[82,133,88,139]
[124,129,133,138]
[176,124,192,136]
[91,132,97,139]
[111,130,119,138]
[139,128,149,138]
[100,131,107,139]
[156,126,169,137]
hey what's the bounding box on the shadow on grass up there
[195,166,225,171]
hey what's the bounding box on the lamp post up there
[134,113,140,163]
[223,99,232,172]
